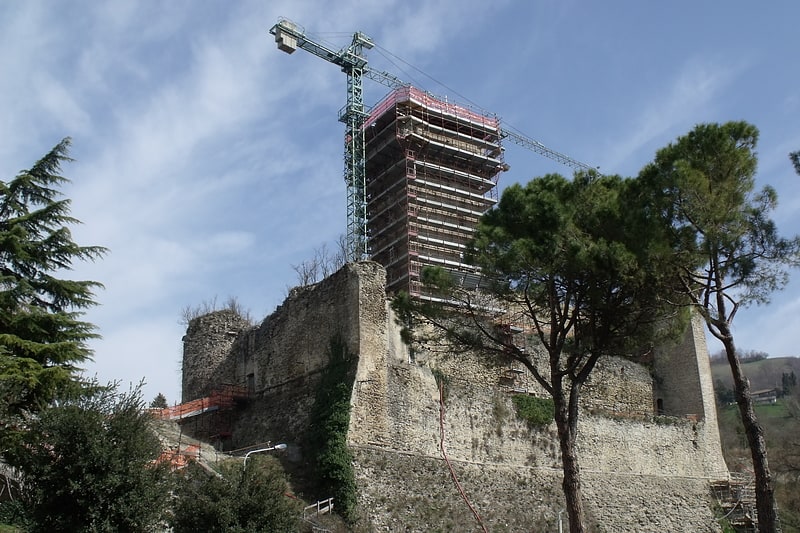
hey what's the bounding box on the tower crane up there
[269,18,596,262]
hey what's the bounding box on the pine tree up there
[0,138,107,413]
[640,122,800,533]
[395,173,684,533]
[150,392,168,409]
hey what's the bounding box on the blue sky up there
[2,1,798,404]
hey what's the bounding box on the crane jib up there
[268,18,597,261]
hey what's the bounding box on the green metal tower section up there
[269,18,595,264]
[271,20,376,261]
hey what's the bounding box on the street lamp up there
[242,443,287,469]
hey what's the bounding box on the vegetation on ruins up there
[179,295,254,326]
[307,335,358,523]
[170,456,301,533]
[0,138,106,416]
[291,236,348,287]
[2,382,172,532]
[394,172,684,533]
[430,367,451,402]
[511,394,554,428]
[639,121,800,533]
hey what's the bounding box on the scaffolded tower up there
[270,19,595,267]
[365,87,506,298]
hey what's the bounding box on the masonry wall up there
[224,262,384,451]
[182,262,729,532]
[653,314,728,477]
[182,310,252,402]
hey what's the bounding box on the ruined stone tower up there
[181,262,729,532]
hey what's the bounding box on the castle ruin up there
[180,261,731,532]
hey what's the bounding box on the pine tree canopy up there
[0,138,107,411]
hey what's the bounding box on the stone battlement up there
[181,261,729,532]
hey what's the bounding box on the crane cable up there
[372,45,497,119]
[371,44,578,169]
[438,380,489,533]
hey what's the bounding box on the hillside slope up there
[711,356,800,392]
[712,358,800,532]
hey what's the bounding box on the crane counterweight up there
[273,19,298,54]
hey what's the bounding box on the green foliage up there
[716,398,800,530]
[470,172,683,362]
[714,378,735,405]
[0,138,107,413]
[717,516,737,533]
[0,500,27,531]
[308,336,358,523]
[782,371,797,396]
[5,381,171,532]
[639,121,800,321]
[391,290,417,347]
[790,150,800,176]
[150,392,168,409]
[395,171,689,531]
[170,457,301,533]
[640,122,800,531]
[511,394,554,428]
[652,415,684,426]
[430,367,451,402]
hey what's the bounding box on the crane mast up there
[269,19,595,261]
[271,19,374,261]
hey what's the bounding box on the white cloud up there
[4,0,800,406]
[81,316,186,404]
[603,59,745,173]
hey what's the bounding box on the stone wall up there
[196,262,384,451]
[653,314,728,476]
[582,356,654,417]
[181,310,251,402]
[181,261,729,531]
[353,448,721,533]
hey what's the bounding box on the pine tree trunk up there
[722,335,777,532]
[554,383,586,533]
[559,429,585,533]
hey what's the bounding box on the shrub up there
[511,394,554,428]
[6,382,171,532]
[170,457,301,532]
[308,336,358,523]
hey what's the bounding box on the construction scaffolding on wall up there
[152,384,249,444]
[365,87,505,298]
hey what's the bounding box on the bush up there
[170,457,301,533]
[5,382,172,532]
[511,394,554,428]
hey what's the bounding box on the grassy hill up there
[711,356,800,392]
[712,357,800,532]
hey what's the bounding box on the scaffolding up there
[711,473,782,533]
[152,384,249,442]
[365,87,505,298]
